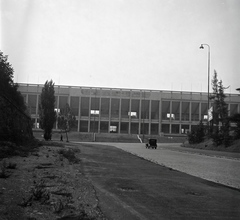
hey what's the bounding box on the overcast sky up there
[1,0,240,93]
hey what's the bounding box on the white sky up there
[1,0,240,93]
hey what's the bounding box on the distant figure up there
[60,134,63,141]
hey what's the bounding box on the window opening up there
[167,113,175,120]
[110,126,117,133]
[90,110,100,115]
[128,112,137,117]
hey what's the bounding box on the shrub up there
[0,160,10,178]
[187,120,205,144]
[31,179,50,203]
[58,148,80,164]
[6,162,17,169]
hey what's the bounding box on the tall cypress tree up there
[210,71,219,127]
[39,80,56,140]
[210,71,230,146]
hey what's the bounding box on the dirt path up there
[0,144,106,220]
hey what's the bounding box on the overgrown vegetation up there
[58,148,80,164]
[0,160,9,178]
[0,50,33,145]
[0,159,17,178]
[0,139,42,159]
[187,70,239,148]
[229,113,240,140]
[19,179,50,207]
[187,120,205,144]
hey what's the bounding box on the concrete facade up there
[18,83,240,135]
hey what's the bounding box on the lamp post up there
[200,44,210,134]
[142,90,145,143]
[93,89,97,142]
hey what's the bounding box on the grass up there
[6,162,17,169]
[58,148,80,164]
[0,139,41,159]
[19,179,50,207]
[0,139,65,159]
[183,138,240,153]
[0,160,12,178]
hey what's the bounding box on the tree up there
[187,120,205,144]
[229,113,240,140]
[0,51,26,112]
[39,80,56,140]
[0,51,32,144]
[210,71,230,146]
[57,103,76,142]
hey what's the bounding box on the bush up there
[211,129,223,146]
[58,148,80,164]
[0,138,42,159]
[6,162,17,169]
[211,123,232,147]
[229,113,240,140]
[0,160,11,178]
[187,121,205,144]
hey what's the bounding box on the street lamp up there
[142,90,145,143]
[200,44,210,134]
[236,88,240,96]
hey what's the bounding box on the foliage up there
[57,103,76,142]
[229,113,240,140]
[187,120,205,144]
[0,51,32,145]
[0,139,41,159]
[58,148,80,164]
[222,118,231,147]
[0,160,10,178]
[39,80,56,140]
[0,51,26,111]
[20,179,50,207]
[31,179,50,202]
[210,71,230,147]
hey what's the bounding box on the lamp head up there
[199,44,204,49]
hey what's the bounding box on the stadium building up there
[18,83,240,136]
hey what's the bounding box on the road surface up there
[75,143,240,220]
[92,142,240,189]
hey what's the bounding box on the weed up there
[58,149,80,164]
[51,190,72,198]
[0,160,10,178]
[56,209,95,220]
[31,179,50,203]
[72,148,81,153]
[18,195,33,207]
[53,199,64,213]
[0,139,41,159]
[19,179,50,207]
[7,162,17,169]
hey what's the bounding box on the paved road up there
[75,143,240,220]
[87,142,240,189]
